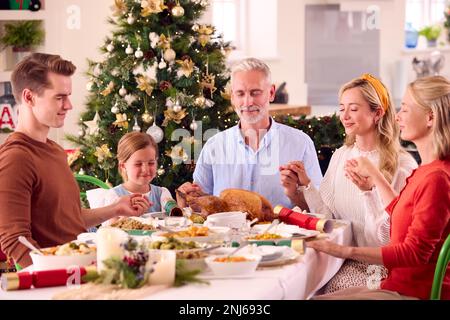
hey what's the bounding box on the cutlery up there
[263,219,279,234]
[18,236,44,256]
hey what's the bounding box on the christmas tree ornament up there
[136,76,155,96]
[94,144,113,163]
[101,81,115,96]
[135,47,144,58]
[158,59,167,69]
[192,24,199,32]
[127,14,135,25]
[86,81,94,91]
[173,99,182,112]
[157,168,165,176]
[194,95,206,107]
[113,113,129,129]
[200,0,208,6]
[189,121,198,131]
[111,103,120,114]
[119,85,127,97]
[77,129,85,137]
[132,116,141,131]
[124,94,136,106]
[146,123,164,143]
[200,62,217,98]
[106,42,114,52]
[84,112,101,135]
[171,3,185,17]
[141,0,166,17]
[163,48,176,62]
[149,32,159,48]
[125,44,134,55]
[176,57,195,78]
[197,25,213,47]
[79,168,85,175]
[162,108,187,126]
[141,111,154,124]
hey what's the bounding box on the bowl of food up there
[29,242,96,271]
[204,254,261,276]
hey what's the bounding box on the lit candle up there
[96,227,128,272]
[148,250,176,286]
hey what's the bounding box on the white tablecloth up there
[0,222,352,300]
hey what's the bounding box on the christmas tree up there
[66,0,237,192]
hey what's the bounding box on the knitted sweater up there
[0,133,86,267]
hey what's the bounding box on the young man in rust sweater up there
[0,53,150,268]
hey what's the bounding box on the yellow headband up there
[360,73,389,112]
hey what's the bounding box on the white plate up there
[210,246,300,267]
[245,232,292,242]
[252,223,320,239]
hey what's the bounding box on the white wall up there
[44,0,112,146]
[41,0,450,145]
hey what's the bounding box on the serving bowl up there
[204,253,261,276]
[30,242,96,271]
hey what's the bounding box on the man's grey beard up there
[238,105,266,124]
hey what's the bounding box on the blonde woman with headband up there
[288,74,417,293]
[309,76,449,300]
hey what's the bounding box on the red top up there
[381,157,450,300]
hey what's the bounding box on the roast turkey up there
[177,188,274,222]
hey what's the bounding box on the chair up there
[74,173,111,200]
[430,233,450,300]
[75,174,111,233]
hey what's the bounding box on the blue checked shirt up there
[193,119,323,208]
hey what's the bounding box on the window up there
[406,0,446,30]
[211,0,278,60]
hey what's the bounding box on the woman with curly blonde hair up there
[287,74,417,293]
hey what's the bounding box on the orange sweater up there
[381,157,450,300]
[0,133,86,267]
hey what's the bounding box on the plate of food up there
[210,245,299,267]
[110,217,157,236]
[151,225,230,243]
[245,232,292,243]
[251,223,320,239]
[29,241,96,271]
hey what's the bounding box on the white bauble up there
[106,43,114,52]
[158,60,167,69]
[127,15,135,24]
[157,168,165,176]
[173,104,182,113]
[111,105,120,114]
[163,48,176,62]
[146,123,164,143]
[86,81,94,91]
[135,47,144,58]
[125,44,134,55]
[192,24,199,32]
[119,86,127,96]
[171,5,184,17]
[190,121,198,131]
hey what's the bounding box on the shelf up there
[0,71,12,83]
[0,10,46,20]
[402,45,450,55]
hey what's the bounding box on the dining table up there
[0,221,352,300]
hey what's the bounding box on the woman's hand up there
[307,240,352,259]
[116,194,151,217]
[344,167,374,191]
[345,157,379,180]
